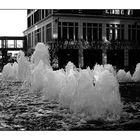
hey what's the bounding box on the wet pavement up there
[0,79,140,131]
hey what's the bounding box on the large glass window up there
[42,26,45,43]
[46,23,52,42]
[0,40,2,48]
[17,40,23,48]
[42,10,45,19]
[58,22,78,41]
[75,26,78,40]
[58,23,61,40]
[137,26,140,41]
[83,23,102,41]
[8,40,14,48]
[45,10,48,17]
[27,33,31,47]
[35,28,41,45]
[128,24,140,41]
[27,16,31,28]
[31,32,34,47]
[34,10,41,24]
[63,26,67,40]
[106,24,124,41]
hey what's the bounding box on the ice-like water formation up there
[59,63,122,119]
[1,43,123,120]
[117,70,132,82]
[30,60,46,92]
[31,42,51,68]
[104,64,116,76]
[2,62,18,80]
[43,68,66,100]
[132,63,140,82]
[2,51,31,82]
[94,70,122,117]
[70,68,96,115]
[60,64,78,107]
[17,51,31,81]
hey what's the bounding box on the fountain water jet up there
[1,43,123,120]
[132,63,140,82]
[117,69,132,82]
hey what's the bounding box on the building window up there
[32,15,34,26]
[42,26,45,43]
[58,22,61,40]
[58,22,78,41]
[17,40,23,48]
[31,32,34,47]
[83,23,102,41]
[0,40,2,48]
[34,10,41,24]
[45,10,48,17]
[46,23,52,42]
[27,33,31,48]
[27,16,32,28]
[128,24,140,41]
[35,28,41,45]
[75,24,78,40]
[8,40,14,48]
[106,24,124,41]
[137,25,140,42]
[42,10,45,19]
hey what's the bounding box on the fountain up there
[2,43,122,120]
[132,63,140,82]
[117,70,132,82]
[2,62,18,81]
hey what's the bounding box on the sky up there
[0,0,137,37]
[0,10,27,36]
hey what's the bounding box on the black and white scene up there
[0,9,140,131]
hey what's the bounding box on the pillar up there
[78,22,84,67]
[33,31,35,48]
[102,47,107,65]
[102,23,106,40]
[41,27,43,43]
[124,23,129,67]
[102,23,107,65]
[79,45,84,68]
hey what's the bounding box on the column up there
[41,27,43,43]
[102,23,106,40]
[52,19,58,40]
[79,42,84,68]
[78,22,84,67]
[44,26,46,45]
[102,23,107,65]
[124,23,129,67]
[33,31,35,48]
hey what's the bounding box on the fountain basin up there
[119,82,140,98]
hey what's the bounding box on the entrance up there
[58,49,79,68]
[107,50,124,69]
[83,49,102,69]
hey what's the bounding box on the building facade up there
[24,9,140,69]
